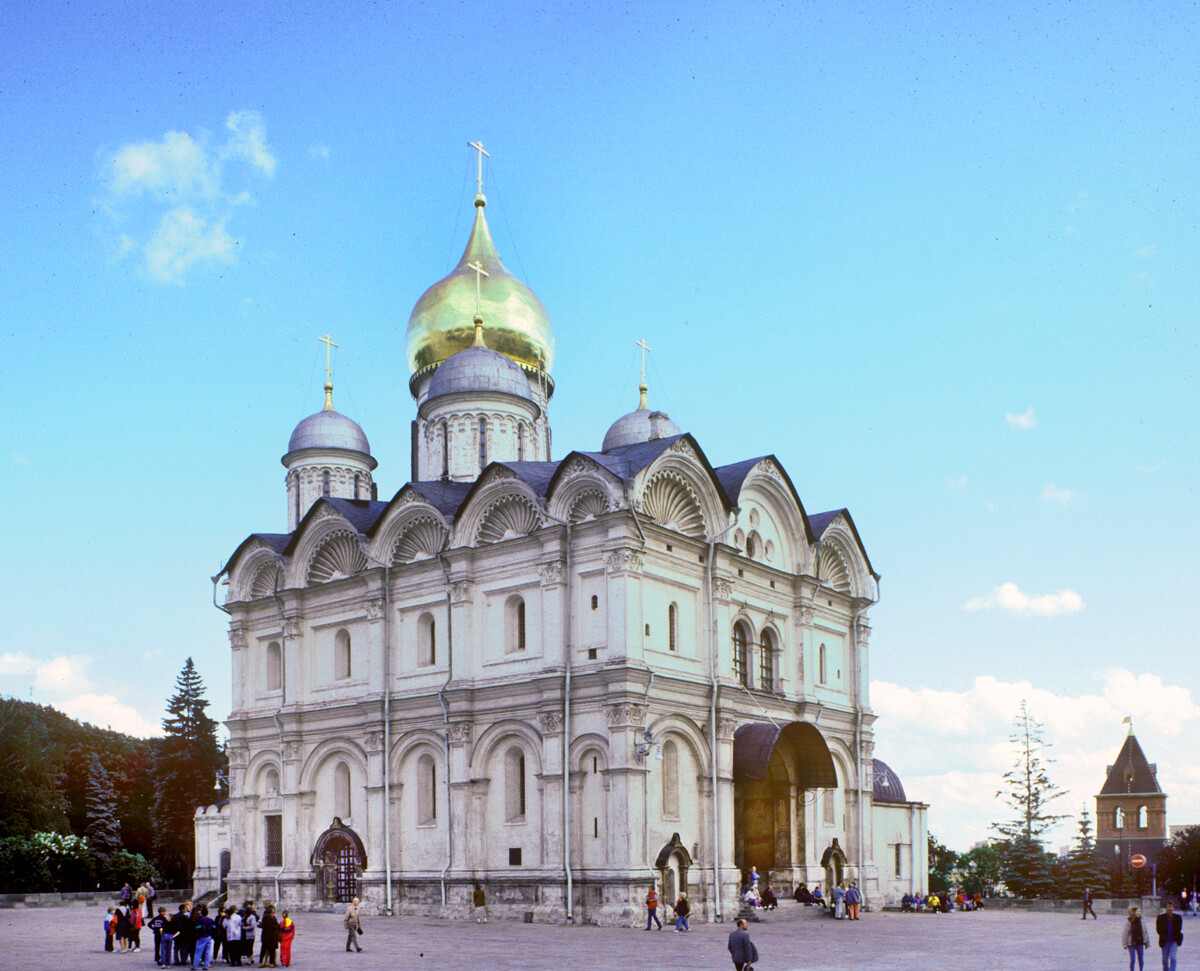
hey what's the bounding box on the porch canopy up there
[733,721,837,789]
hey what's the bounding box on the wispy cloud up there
[1042,484,1084,506]
[947,476,968,489]
[12,453,32,466]
[56,694,161,737]
[100,111,275,284]
[963,581,1083,616]
[308,143,331,161]
[1069,191,1088,213]
[871,670,1200,850]
[0,652,95,695]
[0,651,37,675]
[1006,407,1038,429]
[1132,245,1156,259]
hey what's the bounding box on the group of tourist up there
[104,894,295,970]
[643,884,692,931]
[899,889,984,913]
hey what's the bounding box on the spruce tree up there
[1062,807,1107,897]
[151,658,225,883]
[993,700,1068,842]
[84,754,122,862]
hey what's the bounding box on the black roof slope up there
[1099,733,1163,795]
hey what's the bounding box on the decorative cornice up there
[605,702,647,728]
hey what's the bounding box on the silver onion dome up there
[602,408,681,451]
[427,344,534,403]
[286,383,372,456]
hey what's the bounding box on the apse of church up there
[202,146,927,922]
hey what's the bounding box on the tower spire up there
[319,333,339,411]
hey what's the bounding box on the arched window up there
[418,612,436,667]
[819,643,827,685]
[668,603,678,652]
[334,629,351,680]
[262,768,280,798]
[354,474,361,500]
[759,629,775,692]
[266,641,282,692]
[417,753,436,824]
[334,760,351,818]
[479,417,488,468]
[322,471,331,497]
[441,420,450,480]
[662,740,679,817]
[294,479,301,525]
[506,596,526,654]
[505,746,526,821]
[1114,806,1124,830]
[1137,805,1148,829]
[732,622,749,687]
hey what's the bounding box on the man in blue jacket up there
[1157,900,1184,971]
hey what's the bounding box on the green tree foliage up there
[0,832,93,892]
[0,698,69,836]
[98,848,161,890]
[993,700,1068,843]
[152,658,226,884]
[928,833,957,892]
[1060,808,1108,897]
[1002,836,1057,898]
[85,754,122,862]
[958,843,1005,896]
[1157,825,1200,900]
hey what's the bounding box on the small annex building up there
[200,160,927,923]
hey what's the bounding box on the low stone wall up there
[0,890,191,909]
[884,897,1149,913]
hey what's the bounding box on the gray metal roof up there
[287,408,372,455]
[601,408,681,451]
[872,759,909,803]
[426,345,534,402]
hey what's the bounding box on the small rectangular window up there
[509,847,522,866]
[894,843,903,877]
[587,648,597,660]
[265,814,282,868]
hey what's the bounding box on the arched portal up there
[311,817,367,904]
[733,722,837,891]
[655,833,692,904]
[821,838,847,895]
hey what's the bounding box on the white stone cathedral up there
[199,161,927,923]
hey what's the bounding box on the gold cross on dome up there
[635,338,651,409]
[468,140,491,195]
[467,260,489,316]
[319,334,339,381]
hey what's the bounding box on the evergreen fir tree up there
[993,700,1069,843]
[84,754,122,862]
[151,658,225,883]
[1062,807,1107,897]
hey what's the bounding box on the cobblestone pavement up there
[4,903,1194,971]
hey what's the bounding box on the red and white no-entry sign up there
[1130,854,1147,868]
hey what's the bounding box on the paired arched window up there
[668,603,678,652]
[1137,805,1148,829]
[1114,806,1124,830]
[818,643,827,685]
[334,760,352,818]
[418,612,436,667]
[662,739,679,818]
[759,629,776,692]
[505,746,527,821]
[266,641,282,692]
[506,595,527,654]
[334,629,352,681]
[417,753,437,824]
[322,471,331,497]
[732,622,750,686]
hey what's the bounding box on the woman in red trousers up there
[277,912,295,967]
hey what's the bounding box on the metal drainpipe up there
[851,606,864,907]
[642,670,655,881]
[706,521,735,922]
[436,528,454,911]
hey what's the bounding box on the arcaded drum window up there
[732,622,749,687]
[668,603,678,652]
[266,641,282,692]
[322,471,331,497]
[418,612,436,667]
[479,417,488,468]
[759,629,775,692]
[334,628,351,680]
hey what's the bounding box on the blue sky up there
[2,1,1197,851]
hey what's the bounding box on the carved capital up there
[228,746,249,767]
[714,577,734,601]
[716,718,738,740]
[283,741,301,761]
[450,581,472,604]
[365,598,384,621]
[364,731,384,752]
[856,622,871,647]
[282,617,303,639]
[605,549,644,574]
[228,627,248,649]
[797,604,816,626]
[446,723,472,744]
[538,561,564,587]
[539,711,564,734]
[605,702,647,728]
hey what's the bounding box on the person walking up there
[1157,900,1184,971]
[644,883,662,930]
[344,897,363,953]
[258,905,280,967]
[191,906,215,971]
[105,907,116,953]
[1123,905,1149,971]
[727,918,759,971]
[673,892,690,932]
[1082,886,1097,920]
[472,884,488,923]
[846,882,862,920]
[277,912,295,968]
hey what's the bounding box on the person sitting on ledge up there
[761,885,778,910]
[901,892,913,912]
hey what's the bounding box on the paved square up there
[3,903,1192,970]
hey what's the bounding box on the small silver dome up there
[427,345,534,402]
[288,408,371,455]
[602,408,681,451]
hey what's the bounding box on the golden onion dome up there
[406,195,555,395]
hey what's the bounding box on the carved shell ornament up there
[818,544,852,593]
[392,516,445,564]
[249,561,283,600]
[640,471,706,538]
[568,489,610,524]
[476,495,542,545]
[307,530,368,584]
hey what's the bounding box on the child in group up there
[105,907,116,952]
[129,900,144,952]
[278,912,295,967]
[150,908,168,965]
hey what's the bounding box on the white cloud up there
[1132,245,1156,259]
[145,207,236,285]
[33,655,93,695]
[1069,191,1088,213]
[947,476,968,489]
[1042,484,1084,506]
[100,110,273,283]
[56,694,161,738]
[222,111,276,177]
[12,453,33,466]
[0,651,37,675]
[871,671,1200,850]
[1006,407,1038,429]
[963,581,1084,616]
[308,143,331,160]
